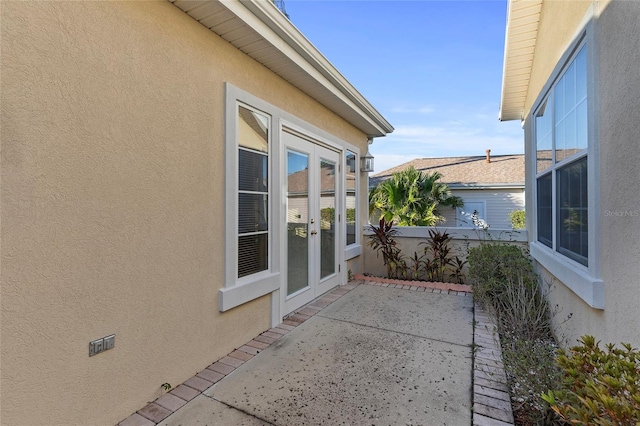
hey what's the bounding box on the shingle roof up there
[371,154,525,188]
[287,163,344,194]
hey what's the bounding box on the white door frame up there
[281,130,341,317]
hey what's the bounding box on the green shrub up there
[509,209,526,230]
[542,335,640,425]
[468,243,536,306]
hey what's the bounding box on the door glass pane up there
[287,150,309,296]
[320,159,336,279]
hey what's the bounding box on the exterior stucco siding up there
[0,2,370,425]
[520,0,640,348]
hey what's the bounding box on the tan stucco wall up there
[522,0,640,348]
[1,2,369,425]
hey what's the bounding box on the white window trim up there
[344,150,362,260]
[345,244,362,260]
[220,83,362,313]
[221,86,283,312]
[528,19,603,309]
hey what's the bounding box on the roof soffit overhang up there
[499,0,543,121]
[169,0,394,137]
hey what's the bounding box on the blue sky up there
[284,0,524,173]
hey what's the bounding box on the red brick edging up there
[473,305,515,425]
[353,273,472,294]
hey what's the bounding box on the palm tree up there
[369,166,463,226]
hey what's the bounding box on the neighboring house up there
[1,2,392,425]
[371,153,525,229]
[499,0,640,347]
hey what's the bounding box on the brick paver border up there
[473,304,515,425]
[118,278,514,426]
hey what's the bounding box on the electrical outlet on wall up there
[89,334,115,356]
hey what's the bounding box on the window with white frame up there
[345,151,357,247]
[456,201,486,228]
[237,105,271,278]
[535,45,588,267]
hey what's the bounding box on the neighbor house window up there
[237,105,270,278]
[345,151,357,246]
[456,201,486,228]
[535,45,588,266]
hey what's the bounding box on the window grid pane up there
[345,151,357,246]
[238,106,268,153]
[536,100,553,173]
[238,193,268,234]
[537,173,552,247]
[239,149,268,192]
[555,46,587,164]
[238,234,268,278]
[557,157,588,266]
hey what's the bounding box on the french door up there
[283,131,340,315]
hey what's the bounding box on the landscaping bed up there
[468,243,640,425]
[366,219,640,425]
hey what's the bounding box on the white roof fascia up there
[240,1,392,134]
[170,0,393,137]
[499,0,543,122]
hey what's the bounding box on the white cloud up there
[371,120,524,173]
[389,105,435,115]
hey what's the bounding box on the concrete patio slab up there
[202,285,473,425]
[319,284,474,345]
[158,395,268,426]
[122,282,517,426]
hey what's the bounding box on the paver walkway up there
[120,280,514,426]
